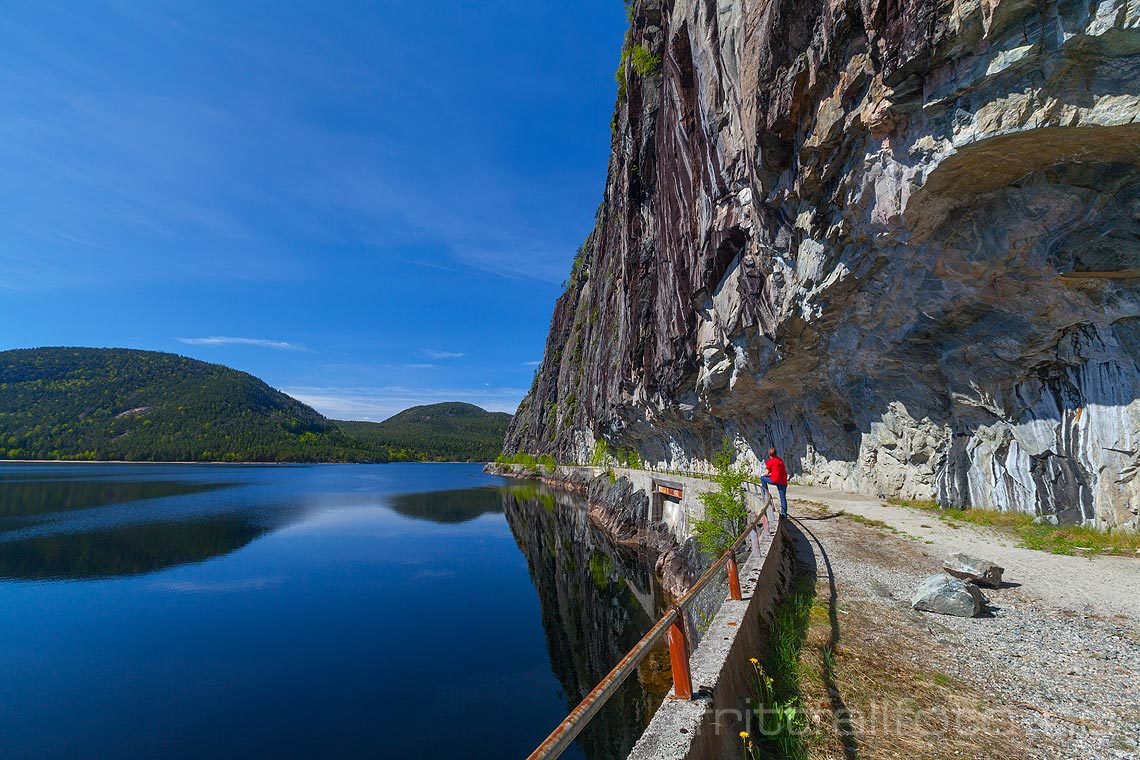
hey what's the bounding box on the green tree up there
[693,439,750,557]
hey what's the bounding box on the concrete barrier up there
[629,495,797,760]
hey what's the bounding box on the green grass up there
[886,497,941,510]
[741,579,816,760]
[886,498,1140,557]
[930,671,955,688]
[769,581,814,698]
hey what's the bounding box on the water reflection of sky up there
[0,463,507,580]
[0,462,657,759]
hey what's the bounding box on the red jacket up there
[765,456,788,486]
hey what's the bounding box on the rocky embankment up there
[487,463,705,597]
[503,0,1140,530]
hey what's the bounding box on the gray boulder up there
[911,574,988,617]
[943,553,1005,588]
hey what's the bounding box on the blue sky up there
[0,1,626,419]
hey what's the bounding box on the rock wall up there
[505,0,1140,529]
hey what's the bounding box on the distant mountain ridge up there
[0,348,507,463]
[336,402,511,462]
[0,347,382,462]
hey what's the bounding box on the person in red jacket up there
[761,447,789,520]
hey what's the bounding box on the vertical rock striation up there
[505,0,1140,529]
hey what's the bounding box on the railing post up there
[666,620,693,700]
[751,526,762,556]
[727,556,742,601]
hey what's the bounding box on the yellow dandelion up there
[739,731,750,739]
[749,657,759,665]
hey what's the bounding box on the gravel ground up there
[784,486,1140,760]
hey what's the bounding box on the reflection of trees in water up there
[388,487,503,524]
[0,516,269,580]
[0,477,233,520]
[501,483,668,760]
[0,475,274,580]
[0,481,511,581]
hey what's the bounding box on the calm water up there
[0,463,666,759]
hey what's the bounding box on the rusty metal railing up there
[526,503,772,760]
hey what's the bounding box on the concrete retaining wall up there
[604,467,716,545]
[490,463,751,543]
[629,505,797,759]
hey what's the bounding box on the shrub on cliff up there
[615,49,628,101]
[616,447,642,469]
[631,44,661,76]
[615,43,661,104]
[495,452,538,468]
[590,439,614,468]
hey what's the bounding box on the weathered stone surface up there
[504,0,1140,531]
[943,552,1005,588]
[912,573,988,617]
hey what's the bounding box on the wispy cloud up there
[150,577,279,593]
[0,2,610,292]
[177,336,305,350]
[420,349,464,359]
[285,384,524,421]
[521,360,542,366]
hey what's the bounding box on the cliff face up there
[505,0,1140,529]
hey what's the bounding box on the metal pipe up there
[666,620,692,699]
[727,556,742,601]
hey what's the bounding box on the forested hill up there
[336,403,511,462]
[0,348,386,462]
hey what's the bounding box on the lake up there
[0,462,667,759]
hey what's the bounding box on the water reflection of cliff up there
[501,483,670,760]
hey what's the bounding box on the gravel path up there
[784,485,1140,760]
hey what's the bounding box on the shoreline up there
[0,459,490,466]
